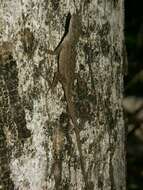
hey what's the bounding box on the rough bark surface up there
[0,0,125,190]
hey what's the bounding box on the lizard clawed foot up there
[48,72,59,94]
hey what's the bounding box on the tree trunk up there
[0,0,126,190]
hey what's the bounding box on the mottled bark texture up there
[0,0,125,190]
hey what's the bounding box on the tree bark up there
[0,0,126,190]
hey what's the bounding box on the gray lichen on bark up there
[0,0,125,189]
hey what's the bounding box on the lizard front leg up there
[46,48,60,92]
[50,72,59,92]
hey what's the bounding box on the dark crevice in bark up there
[0,75,14,190]
[3,55,31,140]
[0,48,32,189]
[0,124,14,190]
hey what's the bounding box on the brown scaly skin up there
[48,11,88,188]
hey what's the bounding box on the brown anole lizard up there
[48,11,88,187]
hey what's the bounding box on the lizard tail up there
[65,93,88,187]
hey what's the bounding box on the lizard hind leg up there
[64,86,88,187]
[50,72,59,93]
